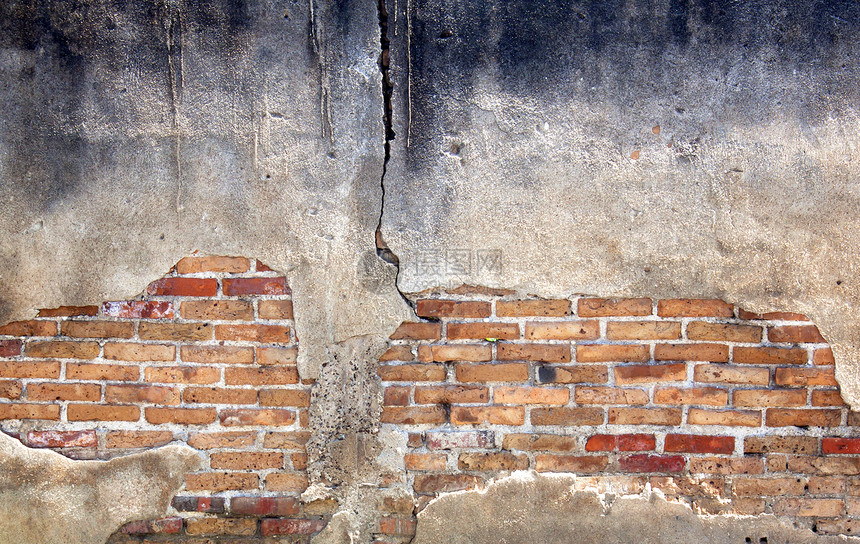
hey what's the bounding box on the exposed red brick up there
[654,387,728,406]
[210,451,284,470]
[181,300,254,320]
[29,383,101,401]
[664,434,734,454]
[734,346,808,365]
[68,404,140,421]
[185,518,257,536]
[431,344,492,362]
[744,436,819,455]
[225,366,299,385]
[104,342,175,362]
[257,346,298,365]
[774,367,837,387]
[106,384,180,404]
[106,430,174,448]
[415,300,491,318]
[497,343,570,362]
[687,322,762,343]
[219,408,295,426]
[496,299,570,317]
[67,362,138,381]
[448,322,519,340]
[26,341,99,359]
[606,321,681,340]
[733,389,806,407]
[732,477,806,497]
[414,385,488,404]
[525,321,599,340]
[688,408,761,427]
[188,431,256,450]
[259,389,311,407]
[608,407,682,426]
[0,320,57,336]
[577,298,652,317]
[766,409,841,427]
[382,406,447,425]
[814,348,836,366]
[654,343,728,362]
[459,452,528,471]
[0,404,59,420]
[823,438,860,454]
[223,276,289,296]
[0,361,60,379]
[657,299,733,317]
[585,434,655,452]
[413,474,483,493]
[37,306,98,317]
[426,430,494,450]
[405,453,447,471]
[185,472,259,492]
[175,255,250,274]
[577,344,650,363]
[812,390,846,407]
[456,363,528,382]
[574,386,649,405]
[27,430,96,448]
[494,386,569,405]
[450,406,525,425]
[260,519,325,536]
[503,433,577,452]
[378,364,446,382]
[693,364,769,385]
[531,407,604,426]
[379,517,417,536]
[536,365,608,384]
[0,340,22,358]
[230,496,300,516]
[102,301,174,319]
[615,363,686,384]
[145,407,216,425]
[0,380,22,399]
[181,345,254,365]
[147,277,218,296]
[390,322,442,340]
[139,322,212,341]
[145,366,220,384]
[535,455,608,472]
[768,325,826,344]
[619,454,686,473]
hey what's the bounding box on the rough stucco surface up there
[382,0,860,407]
[0,432,201,544]
[413,472,860,544]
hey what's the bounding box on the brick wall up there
[1,257,859,541]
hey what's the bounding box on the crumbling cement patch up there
[0,431,201,544]
[413,472,860,544]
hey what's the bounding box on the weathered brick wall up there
[1,257,858,541]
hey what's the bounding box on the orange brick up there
[774,367,837,387]
[185,472,259,492]
[615,363,686,384]
[459,452,529,471]
[381,406,447,424]
[531,407,604,425]
[416,300,491,318]
[258,300,294,320]
[687,322,762,343]
[257,347,298,365]
[225,367,299,385]
[0,380,22,399]
[503,433,577,452]
[0,320,57,336]
[689,457,764,475]
[103,384,179,404]
[29,383,101,401]
[456,363,528,382]
[494,386,569,405]
[265,473,309,493]
[104,342,175,362]
[175,255,250,274]
[60,321,133,339]
[384,386,410,405]
[744,436,819,454]
[578,298,652,317]
[577,344,649,363]
[535,454,609,473]
[768,325,826,344]
[379,345,413,362]
[145,407,216,424]
[290,453,307,470]
[654,387,728,406]
[450,406,524,425]
[733,389,806,407]
[106,430,174,448]
[733,477,806,497]
[379,516,417,535]
[390,322,441,341]
[68,404,139,421]
[658,299,733,317]
[448,323,519,340]
[214,324,290,343]
[608,407,682,425]
[223,277,288,296]
[262,431,310,449]
[814,348,835,366]
[181,345,255,365]
[574,386,648,405]
[772,498,844,517]
[536,365,608,384]
[664,434,734,454]
[766,409,841,427]
[606,321,680,340]
[431,344,492,362]
[67,363,139,381]
[187,431,256,449]
[148,277,218,296]
[788,456,860,475]
[405,453,447,471]
[378,364,446,382]
[524,321,599,340]
[414,385,488,404]
[37,306,98,317]
[812,390,846,407]
[211,452,284,470]
[0,361,60,379]
[139,322,212,341]
[219,409,295,426]
[693,364,769,385]
[498,343,570,362]
[185,518,257,536]
[259,389,311,407]
[496,299,570,317]
[734,347,807,365]
[145,366,220,384]
[655,343,728,362]
[181,300,253,321]
[0,404,59,420]
[688,408,761,427]
[26,341,99,359]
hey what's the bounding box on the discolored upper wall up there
[381,0,860,406]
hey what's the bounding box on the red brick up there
[654,387,728,406]
[139,322,212,341]
[219,408,295,426]
[215,324,291,343]
[67,363,139,381]
[181,345,254,365]
[744,436,819,455]
[145,407,216,424]
[498,343,570,362]
[456,363,528,382]
[503,433,577,452]
[814,348,836,366]
[531,407,604,425]
[768,325,826,344]
[26,341,99,359]
[525,321,599,340]
[812,390,846,407]
[379,517,417,536]
[734,347,808,365]
[380,346,414,361]
[145,366,220,384]
[0,404,59,420]
[257,346,298,366]
[0,361,59,379]
[175,256,250,274]
[688,408,761,427]
[586,434,655,452]
[259,300,293,320]
[382,406,447,424]
[37,306,98,317]
[414,385,488,404]
[449,322,519,340]
[185,518,257,536]
[606,321,681,340]
[615,363,686,384]
[687,322,762,343]
[535,454,608,472]
[655,343,728,362]
[693,364,769,385]
[27,430,97,448]
[733,389,806,407]
[405,453,447,470]
[426,430,494,449]
[0,380,22,399]
[171,496,226,514]
[459,452,529,471]
[391,321,442,340]
[496,299,570,317]
[619,454,686,473]
[774,367,837,387]
[106,384,180,404]
[0,320,57,336]
[106,430,174,448]
[223,276,288,295]
[68,404,140,421]
[260,519,325,536]
[536,365,608,384]
[122,517,183,535]
[188,431,256,450]
[147,277,217,296]
[431,344,492,362]
[225,366,299,385]
[101,301,174,319]
[608,407,682,425]
[181,300,254,320]
[733,477,806,497]
[211,451,284,470]
[104,342,175,362]
[0,340,22,358]
[384,386,410,405]
[574,386,649,405]
[265,473,309,492]
[378,364,446,382]
[766,409,841,427]
[255,260,275,272]
[823,438,860,454]
[29,383,101,401]
[760,311,810,321]
[185,472,259,492]
[230,496,300,516]
[665,434,734,454]
[413,474,483,493]
[578,298,652,317]
[451,406,524,425]
[577,344,649,363]
[657,299,733,317]
[259,389,311,407]
[495,386,569,405]
[416,300,491,318]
